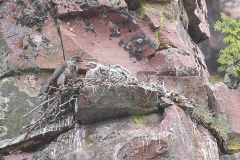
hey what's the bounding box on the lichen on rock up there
[1,0,240,159]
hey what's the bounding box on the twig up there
[59,97,76,108]
[51,108,67,122]
[22,98,59,132]
[49,113,75,124]
[23,79,82,138]
[22,95,59,118]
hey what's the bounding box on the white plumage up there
[85,62,101,79]
[84,62,138,86]
[112,64,138,85]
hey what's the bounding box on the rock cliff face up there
[0,0,240,159]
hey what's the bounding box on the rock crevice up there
[1,0,240,159]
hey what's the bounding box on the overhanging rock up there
[76,85,160,124]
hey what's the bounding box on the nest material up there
[22,79,172,138]
[22,76,137,139]
[22,76,231,154]
[22,80,83,139]
[22,77,217,141]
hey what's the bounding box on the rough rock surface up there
[0,0,239,159]
[33,108,219,160]
[207,83,240,159]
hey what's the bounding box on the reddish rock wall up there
[0,0,239,159]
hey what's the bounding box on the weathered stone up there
[53,0,127,17]
[4,152,34,160]
[0,0,228,158]
[0,78,40,140]
[0,71,66,140]
[146,49,199,77]
[31,106,219,159]
[54,0,210,83]
[158,76,208,106]
[183,0,210,43]
[76,76,207,124]
[0,115,74,159]
[131,0,209,81]
[220,153,240,160]
[198,1,223,73]
[58,7,158,79]
[207,83,240,133]
[207,82,240,154]
[159,105,219,159]
[76,85,159,124]
[159,97,174,108]
[0,32,11,77]
[0,0,86,78]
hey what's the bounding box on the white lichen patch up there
[32,34,42,43]
[31,34,43,50]
[26,99,34,107]
[0,94,10,120]
[15,75,41,97]
[208,82,226,90]
[0,80,10,109]
[0,78,9,88]
[0,94,10,137]
[0,126,8,137]
[106,0,122,8]
[24,75,36,86]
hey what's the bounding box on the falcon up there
[84,62,138,86]
[45,56,82,94]
[85,62,101,79]
[85,62,110,85]
[112,64,138,85]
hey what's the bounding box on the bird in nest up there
[84,62,138,86]
[44,56,82,95]
[112,64,138,85]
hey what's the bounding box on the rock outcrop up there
[0,0,240,159]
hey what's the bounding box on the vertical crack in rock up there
[0,31,11,78]
[51,1,65,60]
